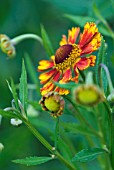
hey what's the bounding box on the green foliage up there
[64,14,96,27]
[0,109,20,119]
[25,53,41,95]
[72,148,106,162]
[62,122,97,136]
[96,37,108,94]
[10,79,19,110]
[19,60,28,114]
[41,25,54,57]
[93,4,114,39]
[12,156,53,166]
[1,1,114,170]
[54,82,80,89]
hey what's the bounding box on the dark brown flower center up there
[55,44,73,64]
[54,44,81,72]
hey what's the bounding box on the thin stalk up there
[94,105,112,170]
[11,34,43,45]
[21,116,76,170]
[99,64,114,93]
[54,117,60,149]
[65,96,101,138]
[103,101,114,170]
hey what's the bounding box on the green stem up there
[99,64,114,93]
[65,96,101,138]
[11,34,43,45]
[110,113,114,169]
[22,117,76,170]
[54,117,60,149]
[104,101,114,170]
[94,105,112,170]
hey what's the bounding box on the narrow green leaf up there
[12,156,53,166]
[0,109,19,119]
[93,4,114,38]
[96,37,106,84]
[101,56,108,95]
[54,82,80,89]
[19,60,28,113]
[10,78,19,110]
[99,25,113,38]
[64,14,96,27]
[72,148,106,162]
[25,53,40,95]
[62,122,96,136]
[41,24,54,56]
[25,53,38,84]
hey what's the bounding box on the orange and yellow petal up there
[38,60,54,71]
[60,68,72,83]
[53,71,61,81]
[55,86,70,95]
[76,58,90,70]
[72,65,79,83]
[60,35,68,46]
[79,22,101,53]
[89,32,101,51]
[68,27,80,44]
[39,68,57,84]
[87,55,96,66]
[40,82,55,96]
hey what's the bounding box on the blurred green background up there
[0,0,114,170]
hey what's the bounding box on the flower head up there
[38,22,101,95]
[0,34,16,57]
[39,92,65,118]
[74,84,104,106]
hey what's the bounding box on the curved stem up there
[21,116,76,170]
[104,101,114,169]
[99,64,114,93]
[65,96,101,138]
[11,34,43,46]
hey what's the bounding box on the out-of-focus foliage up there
[0,0,114,170]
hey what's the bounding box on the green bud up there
[74,84,104,106]
[0,34,16,57]
[39,92,65,118]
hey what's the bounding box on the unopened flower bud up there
[10,118,22,126]
[0,143,4,152]
[39,92,65,118]
[74,84,104,106]
[0,34,16,57]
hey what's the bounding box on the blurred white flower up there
[10,118,22,126]
[27,105,39,117]
[0,143,4,152]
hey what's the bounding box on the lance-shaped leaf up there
[6,79,19,110]
[19,60,28,114]
[41,24,54,57]
[96,37,108,94]
[62,122,96,136]
[93,4,114,38]
[64,14,96,27]
[96,38,105,84]
[54,82,80,90]
[72,148,106,162]
[25,53,40,95]
[0,109,20,119]
[12,156,53,166]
